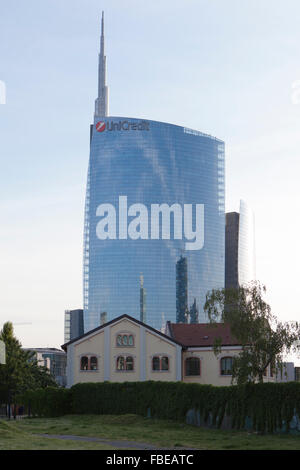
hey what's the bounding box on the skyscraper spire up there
[95,11,109,117]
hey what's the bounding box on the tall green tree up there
[204,282,300,384]
[0,322,57,404]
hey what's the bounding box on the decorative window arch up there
[151,355,170,372]
[116,355,134,371]
[80,354,99,371]
[220,357,233,376]
[185,357,201,376]
[116,333,135,347]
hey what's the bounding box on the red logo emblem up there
[96,121,106,132]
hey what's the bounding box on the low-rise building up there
[62,315,182,387]
[166,321,245,386]
[166,322,276,386]
[62,314,276,388]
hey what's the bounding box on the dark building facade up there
[64,309,84,343]
[225,212,239,289]
[225,200,256,289]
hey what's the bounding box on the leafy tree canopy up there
[204,281,300,384]
[0,321,57,402]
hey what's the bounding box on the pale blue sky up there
[1,0,300,360]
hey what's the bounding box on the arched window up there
[116,355,134,371]
[161,356,169,371]
[152,356,169,371]
[128,335,134,346]
[90,356,98,371]
[116,334,135,347]
[220,357,233,376]
[185,357,200,376]
[126,356,134,371]
[80,356,89,371]
[152,356,160,371]
[116,356,125,370]
[80,355,99,371]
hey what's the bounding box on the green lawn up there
[1,414,300,450]
[0,419,120,450]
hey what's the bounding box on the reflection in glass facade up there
[83,117,225,332]
[238,200,256,286]
[176,255,188,323]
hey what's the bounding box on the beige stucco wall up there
[68,317,180,385]
[110,319,141,382]
[182,348,275,386]
[182,348,240,386]
[73,330,105,383]
[145,331,177,381]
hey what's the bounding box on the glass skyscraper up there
[83,13,225,332]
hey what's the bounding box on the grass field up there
[0,418,119,450]
[1,414,300,450]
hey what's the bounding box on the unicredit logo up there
[95,120,150,132]
[96,121,106,132]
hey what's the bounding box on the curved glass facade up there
[83,116,225,332]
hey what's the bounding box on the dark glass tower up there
[225,200,256,289]
[225,212,239,289]
[64,309,84,343]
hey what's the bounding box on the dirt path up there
[37,434,194,450]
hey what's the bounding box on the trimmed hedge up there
[19,381,300,433]
[20,387,72,418]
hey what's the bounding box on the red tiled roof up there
[168,322,239,347]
